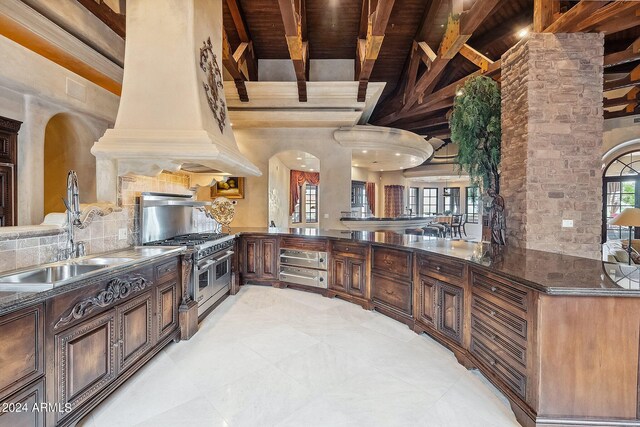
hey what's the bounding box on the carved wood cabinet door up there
[330,256,347,292]
[260,238,278,279]
[155,280,179,343]
[117,291,153,372]
[417,275,437,328]
[54,309,117,417]
[347,258,366,298]
[438,282,463,344]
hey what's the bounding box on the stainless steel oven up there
[195,246,234,316]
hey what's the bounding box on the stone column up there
[500,33,604,260]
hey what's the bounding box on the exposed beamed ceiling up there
[81,0,640,141]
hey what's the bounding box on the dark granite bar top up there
[230,227,638,297]
[340,216,435,221]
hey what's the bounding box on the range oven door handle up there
[212,250,235,263]
[198,260,216,270]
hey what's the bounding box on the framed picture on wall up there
[211,177,245,199]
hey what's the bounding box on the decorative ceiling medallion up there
[199,37,226,133]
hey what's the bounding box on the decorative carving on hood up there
[199,37,226,133]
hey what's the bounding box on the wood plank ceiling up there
[82,0,640,144]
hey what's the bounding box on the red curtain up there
[290,170,320,215]
[384,185,404,218]
[366,182,376,216]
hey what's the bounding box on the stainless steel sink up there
[0,264,106,291]
[78,257,136,266]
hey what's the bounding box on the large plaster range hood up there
[91,0,260,177]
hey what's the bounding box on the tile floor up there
[79,285,520,427]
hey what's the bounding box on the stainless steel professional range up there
[139,193,234,316]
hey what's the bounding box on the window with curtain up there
[603,151,640,242]
[466,187,479,223]
[351,181,369,216]
[384,185,404,218]
[305,184,318,223]
[409,187,419,215]
[422,188,438,215]
[443,187,460,214]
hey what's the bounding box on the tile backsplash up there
[0,171,219,273]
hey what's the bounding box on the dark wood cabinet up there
[0,116,21,227]
[55,309,117,414]
[347,258,366,298]
[117,291,153,372]
[415,253,466,346]
[371,273,412,318]
[0,305,44,401]
[155,279,179,343]
[416,275,437,328]
[438,282,463,344]
[328,241,369,304]
[0,379,45,427]
[330,256,347,292]
[42,256,182,427]
[241,236,278,281]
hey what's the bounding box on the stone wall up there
[501,33,604,260]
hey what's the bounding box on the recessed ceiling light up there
[380,169,384,171]
[518,28,529,38]
[440,24,444,28]
[395,153,401,156]
[354,164,359,167]
[230,122,234,126]
[362,150,368,153]
[309,168,315,171]
[296,157,302,160]
[301,165,306,168]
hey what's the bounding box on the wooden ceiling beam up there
[604,36,640,68]
[591,8,640,36]
[398,0,501,114]
[604,87,640,109]
[76,0,125,38]
[604,106,639,120]
[604,63,640,91]
[377,59,501,126]
[222,30,249,102]
[574,1,640,34]
[356,0,396,102]
[543,1,609,33]
[224,0,258,81]
[533,0,559,32]
[278,0,308,102]
[225,0,251,42]
[459,43,494,72]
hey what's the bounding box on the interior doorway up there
[268,150,320,229]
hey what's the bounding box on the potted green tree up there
[449,76,504,244]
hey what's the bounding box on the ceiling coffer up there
[91,0,260,178]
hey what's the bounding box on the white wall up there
[232,128,351,230]
[268,155,290,228]
[0,35,118,225]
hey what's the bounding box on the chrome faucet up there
[59,170,86,260]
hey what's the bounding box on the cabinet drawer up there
[0,378,45,427]
[372,246,412,279]
[155,259,179,282]
[0,305,44,400]
[471,294,528,341]
[281,237,328,252]
[471,337,527,400]
[371,273,412,315]
[332,241,367,257]
[417,253,466,283]
[471,270,530,313]
[471,315,527,368]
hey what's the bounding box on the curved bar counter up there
[233,228,640,427]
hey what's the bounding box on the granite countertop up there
[0,246,185,316]
[231,227,637,297]
[340,216,435,221]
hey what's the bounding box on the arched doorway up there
[43,113,97,214]
[268,150,320,228]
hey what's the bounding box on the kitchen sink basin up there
[0,264,106,291]
[78,257,136,265]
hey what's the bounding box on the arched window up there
[603,151,640,242]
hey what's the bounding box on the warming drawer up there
[279,266,327,289]
[280,249,327,270]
